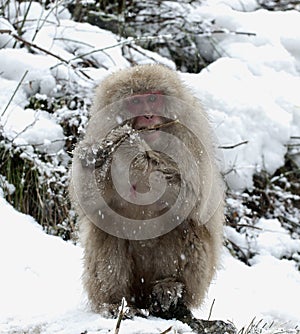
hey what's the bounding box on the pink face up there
[125,92,165,142]
[126,92,164,126]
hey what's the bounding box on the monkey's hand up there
[149,278,184,318]
[77,123,135,169]
[99,303,147,320]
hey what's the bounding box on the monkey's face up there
[125,92,165,142]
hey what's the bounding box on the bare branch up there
[209,29,256,37]
[0,29,92,80]
[207,299,215,321]
[285,143,300,147]
[219,140,249,150]
[160,326,173,334]
[31,0,65,42]
[114,298,126,334]
[68,34,173,63]
[1,70,28,118]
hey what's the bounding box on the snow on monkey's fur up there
[69,64,225,318]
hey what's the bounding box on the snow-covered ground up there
[0,193,299,333]
[0,0,300,333]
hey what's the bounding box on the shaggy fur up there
[70,64,224,318]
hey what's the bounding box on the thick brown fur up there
[70,64,224,318]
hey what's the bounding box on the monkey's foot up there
[98,303,147,319]
[123,307,148,319]
[149,279,184,318]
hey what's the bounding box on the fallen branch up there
[1,70,28,118]
[67,34,172,64]
[225,238,250,266]
[209,29,256,37]
[114,298,126,334]
[207,299,215,321]
[160,326,173,334]
[0,29,91,80]
[285,143,300,147]
[219,140,248,149]
[270,168,300,183]
[0,29,67,63]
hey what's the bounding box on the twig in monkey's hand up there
[137,119,179,132]
[77,123,134,168]
[77,120,179,169]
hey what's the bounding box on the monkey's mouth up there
[132,115,162,142]
[132,115,162,131]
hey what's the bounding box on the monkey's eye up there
[148,95,157,102]
[131,97,140,104]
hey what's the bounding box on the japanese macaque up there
[70,64,233,332]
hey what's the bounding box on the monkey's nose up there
[143,115,153,119]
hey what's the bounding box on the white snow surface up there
[1,0,300,333]
[0,195,299,333]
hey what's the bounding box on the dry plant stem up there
[160,326,173,334]
[226,238,250,266]
[93,120,180,163]
[1,70,28,118]
[286,143,300,147]
[219,140,248,150]
[0,29,91,80]
[103,120,180,154]
[31,0,66,42]
[68,34,173,63]
[207,299,215,321]
[17,0,33,38]
[111,119,180,154]
[210,29,256,37]
[126,43,162,64]
[0,30,66,63]
[137,119,180,132]
[114,298,126,334]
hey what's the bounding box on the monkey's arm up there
[77,120,179,170]
[76,123,136,168]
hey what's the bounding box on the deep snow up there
[0,195,299,333]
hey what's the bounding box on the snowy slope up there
[0,0,300,333]
[0,195,299,333]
